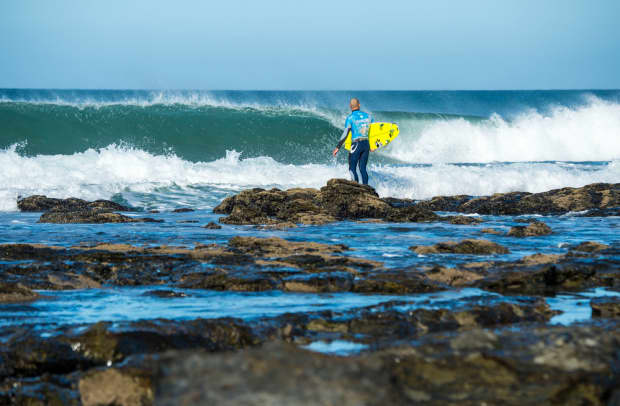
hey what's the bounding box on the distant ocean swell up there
[0,91,618,211]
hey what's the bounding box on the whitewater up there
[0,89,619,211]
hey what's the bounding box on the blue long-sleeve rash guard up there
[336,110,373,149]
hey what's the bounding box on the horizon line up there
[1,87,620,92]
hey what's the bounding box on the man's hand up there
[332,147,339,157]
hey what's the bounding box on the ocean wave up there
[3,93,620,165]
[0,143,617,212]
[380,96,620,163]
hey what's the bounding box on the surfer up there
[332,98,373,185]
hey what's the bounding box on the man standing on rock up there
[332,98,373,185]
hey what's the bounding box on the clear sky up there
[1,0,619,90]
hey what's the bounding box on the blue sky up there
[1,0,619,89]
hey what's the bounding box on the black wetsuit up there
[335,109,373,185]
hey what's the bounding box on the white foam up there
[0,143,617,211]
[370,160,620,200]
[381,97,620,163]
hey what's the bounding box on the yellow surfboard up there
[344,122,400,152]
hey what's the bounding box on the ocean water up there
[0,89,619,335]
[1,89,619,211]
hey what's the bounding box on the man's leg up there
[358,140,370,185]
[348,143,360,182]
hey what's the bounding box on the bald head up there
[349,98,360,111]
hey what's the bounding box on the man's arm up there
[332,126,350,156]
[332,117,351,156]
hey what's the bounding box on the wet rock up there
[317,179,392,219]
[353,271,442,294]
[0,282,39,302]
[456,183,619,215]
[79,368,154,406]
[229,236,348,256]
[155,341,391,406]
[386,322,620,405]
[215,187,294,225]
[0,378,81,406]
[294,212,336,225]
[507,220,552,237]
[172,208,194,213]
[151,321,620,405]
[580,207,620,217]
[480,227,502,235]
[414,195,471,212]
[570,241,610,253]
[411,239,510,255]
[383,205,440,223]
[590,297,620,318]
[215,179,408,225]
[203,221,222,229]
[176,220,198,223]
[178,270,278,291]
[38,209,162,224]
[48,273,102,290]
[149,209,160,214]
[283,272,353,293]
[381,196,415,208]
[17,195,131,212]
[423,266,484,286]
[519,253,563,265]
[0,237,382,292]
[446,215,483,225]
[476,262,605,295]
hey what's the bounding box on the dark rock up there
[411,239,510,255]
[446,215,483,225]
[569,241,610,253]
[384,206,440,223]
[17,195,65,212]
[0,282,39,302]
[18,195,131,212]
[0,238,382,292]
[590,297,620,318]
[151,321,620,405]
[317,179,392,219]
[203,221,222,229]
[149,210,160,214]
[229,236,348,256]
[215,179,394,225]
[415,195,471,212]
[507,220,552,237]
[38,209,162,224]
[177,220,198,223]
[580,207,620,217]
[381,197,415,208]
[476,262,604,295]
[172,208,194,213]
[353,271,443,294]
[423,266,484,286]
[480,227,502,235]
[283,272,354,293]
[458,183,619,215]
[178,270,278,292]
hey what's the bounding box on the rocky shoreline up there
[1,180,619,405]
